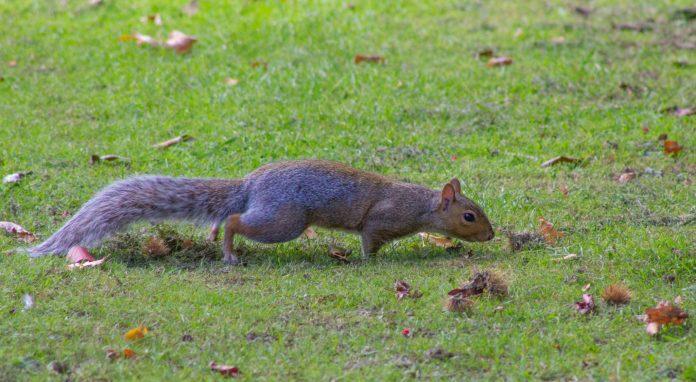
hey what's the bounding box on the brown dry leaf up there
[153,134,194,149]
[445,295,474,312]
[663,140,683,155]
[3,171,32,184]
[601,284,631,305]
[224,77,239,86]
[541,156,580,168]
[328,245,351,263]
[67,258,106,270]
[419,232,457,249]
[538,217,563,244]
[124,325,149,341]
[8,60,17,67]
[302,227,318,239]
[559,184,569,196]
[574,294,595,314]
[67,246,95,264]
[614,168,637,184]
[106,349,119,360]
[165,30,197,54]
[123,348,136,359]
[354,54,385,64]
[0,221,37,243]
[210,362,240,378]
[182,0,199,16]
[574,6,592,17]
[131,33,160,47]
[646,301,688,325]
[90,154,130,165]
[477,48,494,58]
[448,270,508,299]
[486,56,512,67]
[394,280,422,301]
[250,60,268,70]
[141,14,163,25]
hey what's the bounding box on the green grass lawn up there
[1,0,695,380]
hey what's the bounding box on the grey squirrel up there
[29,160,494,264]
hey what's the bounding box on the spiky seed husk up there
[601,284,631,305]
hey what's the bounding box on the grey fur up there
[29,176,244,256]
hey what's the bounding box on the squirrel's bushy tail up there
[29,176,246,256]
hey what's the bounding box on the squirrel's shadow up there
[103,234,506,270]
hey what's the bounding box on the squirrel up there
[29,160,494,265]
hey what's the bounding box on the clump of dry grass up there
[142,236,170,258]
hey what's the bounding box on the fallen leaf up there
[67,246,95,264]
[553,253,578,261]
[224,77,239,86]
[551,36,566,45]
[574,6,592,17]
[582,283,591,292]
[425,347,454,360]
[210,362,239,378]
[354,54,385,64]
[646,301,688,325]
[0,221,37,242]
[541,156,580,167]
[106,349,119,360]
[674,295,683,305]
[602,284,631,305]
[67,257,106,269]
[124,325,148,341]
[448,270,508,299]
[663,140,683,155]
[141,14,163,25]
[165,30,197,54]
[250,60,268,70]
[132,33,159,47]
[646,322,660,335]
[23,294,34,311]
[612,22,652,32]
[574,294,595,314]
[8,60,17,67]
[419,232,458,249]
[538,217,563,244]
[559,184,569,196]
[662,106,694,117]
[657,133,668,142]
[513,28,523,38]
[615,168,637,184]
[445,294,474,312]
[3,171,32,184]
[486,56,513,67]
[302,227,318,239]
[90,154,129,165]
[153,134,194,149]
[123,348,136,359]
[182,0,199,16]
[476,48,494,58]
[88,0,103,6]
[401,328,411,337]
[394,280,423,300]
[181,333,194,342]
[328,244,351,263]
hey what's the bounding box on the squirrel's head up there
[435,178,494,242]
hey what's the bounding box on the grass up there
[1,0,695,380]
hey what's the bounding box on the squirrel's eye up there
[463,212,476,222]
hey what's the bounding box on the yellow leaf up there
[124,325,148,340]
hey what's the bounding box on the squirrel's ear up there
[441,183,456,211]
[449,178,462,194]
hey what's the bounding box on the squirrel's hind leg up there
[208,222,221,242]
[222,215,241,265]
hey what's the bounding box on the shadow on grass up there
[96,224,508,270]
